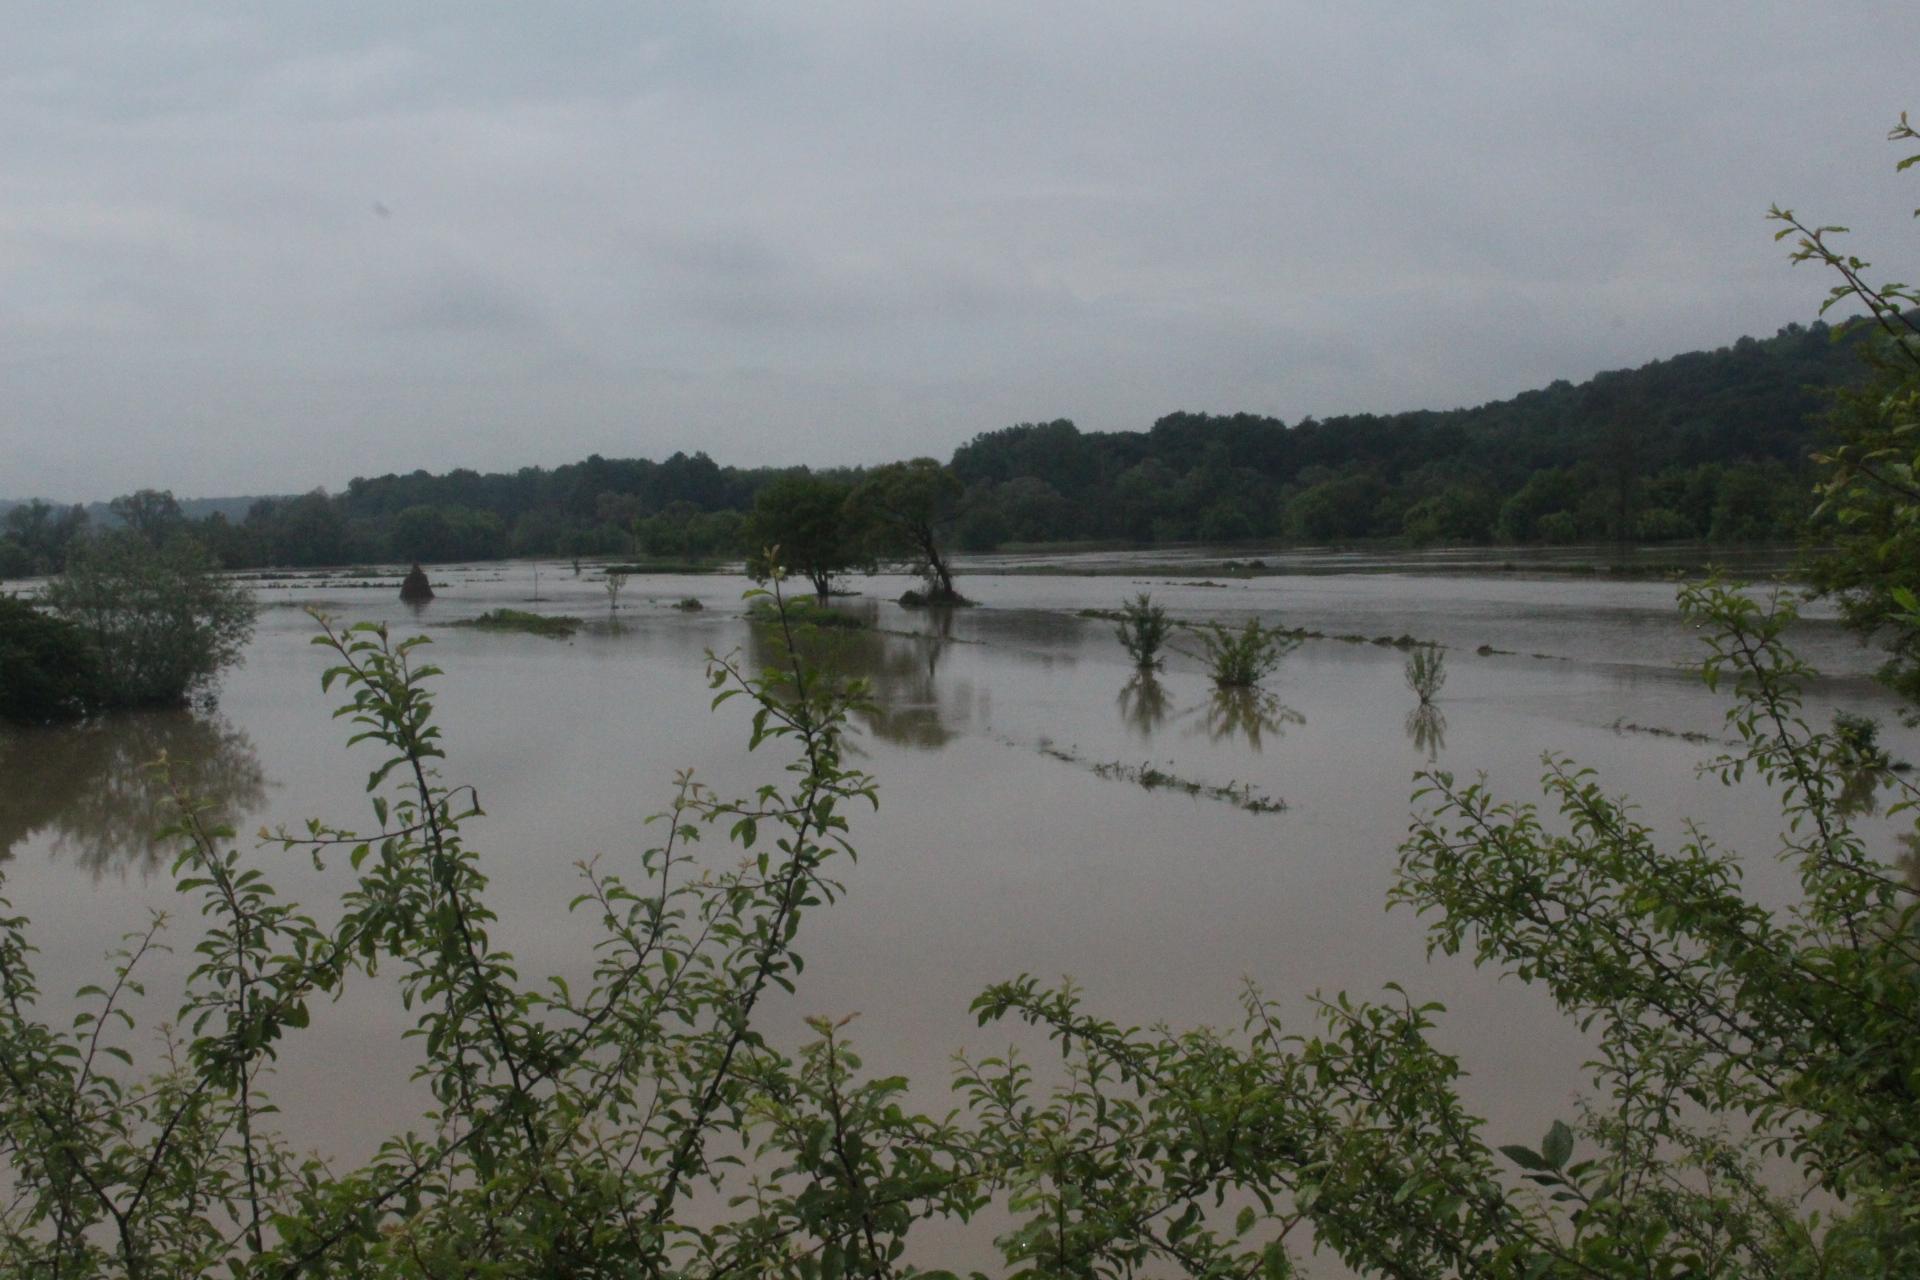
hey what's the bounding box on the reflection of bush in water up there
[1406,702,1447,761]
[0,711,267,877]
[1187,688,1303,752]
[744,615,965,750]
[1117,671,1171,738]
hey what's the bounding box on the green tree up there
[107,489,184,548]
[43,533,257,708]
[743,474,863,601]
[848,458,967,602]
[0,596,105,723]
[3,500,90,573]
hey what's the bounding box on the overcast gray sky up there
[4,3,1918,501]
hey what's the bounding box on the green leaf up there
[1541,1120,1574,1171]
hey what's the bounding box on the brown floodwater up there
[1,550,1910,1266]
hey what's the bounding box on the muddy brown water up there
[2,550,1909,1267]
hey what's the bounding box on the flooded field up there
[2,548,1911,1262]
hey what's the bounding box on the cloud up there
[2,3,1918,497]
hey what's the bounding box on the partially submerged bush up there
[0,596,105,724]
[1191,617,1298,687]
[1405,642,1446,704]
[399,563,434,602]
[42,533,256,709]
[1115,592,1172,667]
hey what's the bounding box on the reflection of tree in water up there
[0,712,268,879]
[744,618,967,750]
[1405,703,1448,761]
[1117,672,1172,739]
[1185,688,1303,753]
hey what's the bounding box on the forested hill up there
[0,319,1870,575]
[947,318,1860,548]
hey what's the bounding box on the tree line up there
[0,319,1866,580]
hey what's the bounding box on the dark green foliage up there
[742,473,864,601]
[0,596,105,723]
[42,534,256,710]
[389,503,506,562]
[398,563,434,602]
[847,458,968,602]
[1114,592,1172,667]
[1,500,90,576]
[107,489,184,547]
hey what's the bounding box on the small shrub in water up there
[1114,593,1172,668]
[1192,618,1297,688]
[1405,642,1447,704]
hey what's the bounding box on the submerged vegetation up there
[1405,642,1447,704]
[451,608,582,638]
[0,532,257,724]
[1190,617,1299,687]
[746,596,865,630]
[1033,736,1287,813]
[1114,592,1173,668]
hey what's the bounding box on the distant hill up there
[0,319,1879,575]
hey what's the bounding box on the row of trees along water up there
[0,315,1868,579]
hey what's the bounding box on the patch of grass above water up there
[746,599,866,629]
[452,609,582,638]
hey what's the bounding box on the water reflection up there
[0,712,269,878]
[1117,672,1172,739]
[744,616,969,750]
[1405,703,1448,761]
[1186,688,1304,752]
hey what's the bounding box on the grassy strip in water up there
[745,598,866,629]
[1034,739,1286,814]
[1077,608,1431,652]
[451,609,582,638]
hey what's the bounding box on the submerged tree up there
[743,474,864,602]
[848,458,967,603]
[43,533,256,709]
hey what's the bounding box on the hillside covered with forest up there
[0,318,1867,575]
